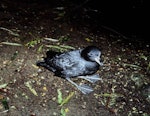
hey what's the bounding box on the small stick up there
[0,27,19,37]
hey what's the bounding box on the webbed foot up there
[66,78,93,94]
[78,74,102,83]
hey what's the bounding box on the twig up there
[0,27,19,37]
[0,110,9,114]
[44,37,59,42]
[1,42,22,46]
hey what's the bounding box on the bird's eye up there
[89,53,93,56]
[97,53,100,56]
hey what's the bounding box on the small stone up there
[41,93,46,97]
[40,76,45,79]
[38,69,42,72]
[42,103,46,107]
[43,86,48,91]
[53,112,57,115]
[52,97,56,101]
[81,105,86,109]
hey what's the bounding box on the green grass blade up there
[57,89,63,104]
[60,92,74,106]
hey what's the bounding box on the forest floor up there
[0,1,149,116]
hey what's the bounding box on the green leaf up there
[59,45,75,50]
[57,89,63,104]
[1,99,9,110]
[61,108,66,116]
[37,45,43,53]
[45,45,75,52]
[25,39,41,48]
[25,81,38,96]
[60,92,74,106]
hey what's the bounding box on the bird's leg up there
[66,78,93,94]
[77,74,102,83]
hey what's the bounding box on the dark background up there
[1,0,148,43]
[69,0,148,42]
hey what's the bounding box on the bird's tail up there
[36,61,47,67]
[36,60,56,72]
[36,50,60,72]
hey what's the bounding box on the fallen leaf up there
[1,42,22,46]
[61,108,66,116]
[0,95,4,100]
[60,92,74,106]
[44,38,59,42]
[85,38,93,42]
[57,89,63,104]
[0,84,8,89]
[65,108,69,113]
[25,81,38,96]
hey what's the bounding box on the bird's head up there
[81,46,103,66]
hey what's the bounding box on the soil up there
[0,1,149,116]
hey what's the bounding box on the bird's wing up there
[52,50,80,70]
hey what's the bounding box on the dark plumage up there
[36,46,103,94]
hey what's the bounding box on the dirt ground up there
[0,1,150,116]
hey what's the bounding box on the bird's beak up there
[95,57,103,66]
